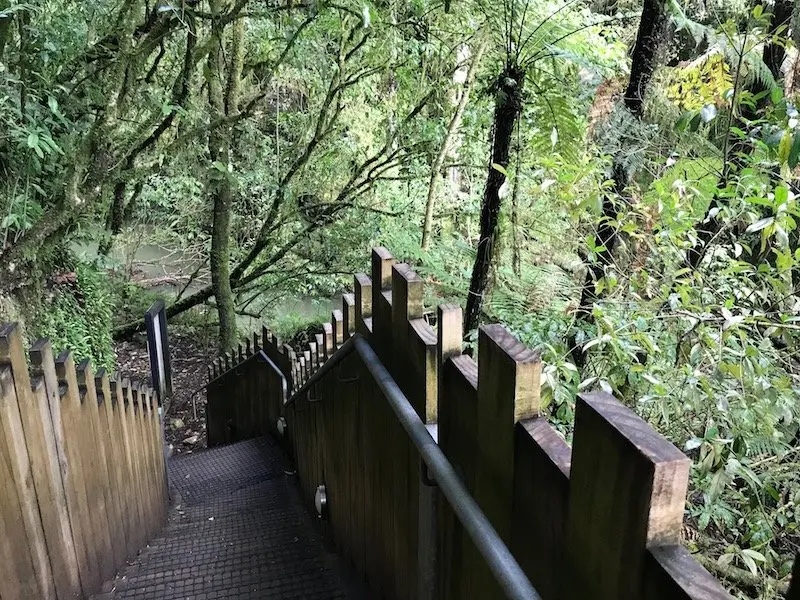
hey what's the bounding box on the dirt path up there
[114,333,214,454]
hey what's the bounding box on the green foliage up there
[31,261,115,369]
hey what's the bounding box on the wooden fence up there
[207,247,793,600]
[0,323,168,600]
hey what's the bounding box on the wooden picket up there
[0,324,168,599]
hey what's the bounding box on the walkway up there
[98,437,362,600]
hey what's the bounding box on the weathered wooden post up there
[471,325,541,598]
[563,391,690,600]
[110,377,140,559]
[510,413,571,600]
[435,304,475,600]
[121,380,148,549]
[332,309,344,350]
[391,264,439,600]
[322,322,335,362]
[76,359,120,579]
[354,273,373,337]
[94,368,129,565]
[342,293,356,340]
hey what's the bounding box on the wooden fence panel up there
[469,325,542,598]
[343,293,356,340]
[31,339,89,597]
[355,273,373,336]
[59,353,115,583]
[77,360,123,574]
[2,326,79,599]
[96,369,131,562]
[435,304,471,600]
[0,364,52,599]
[55,351,102,592]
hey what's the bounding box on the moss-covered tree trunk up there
[207,3,244,351]
[463,64,525,336]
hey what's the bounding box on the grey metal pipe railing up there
[288,333,542,600]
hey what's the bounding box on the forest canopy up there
[0,0,799,597]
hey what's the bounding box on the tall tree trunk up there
[208,6,244,351]
[463,64,524,336]
[570,0,671,368]
[421,39,486,251]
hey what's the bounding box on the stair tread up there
[102,436,361,600]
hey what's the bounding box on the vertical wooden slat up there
[144,388,167,525]
[0,364,51,599]
[1,326,78,599]
[436,306,480,600]
[131,385,155,538]
[332,309,344,350]
[110,378,139,560]
[511,418,571,599]
[391,264,440,600]
[322,322,333,361]
[143,388,163,529]
[472,324,541,598]
[95,369,131,563]
[314,334,324,368]
[31,339,90,597]
[121,381,148,550]
[55,351,104,593]
[563,391,691,600]
[342,293,356,340]
[354,273,373,336]
[371,247,395,366]
[77,360,125,573]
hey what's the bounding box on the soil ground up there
[114,332,214,455]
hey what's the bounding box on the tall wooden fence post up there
[472,324,541,598]
[436,305,478,600]
[354,274,372,337]
[563,391,690,600]
[342,293,356,340]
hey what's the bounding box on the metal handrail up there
[289,333,541,600]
